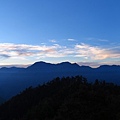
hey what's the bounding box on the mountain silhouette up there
[0,61,119,100]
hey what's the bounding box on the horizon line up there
[0,61,119,68]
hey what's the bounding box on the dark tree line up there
[0,76,120,120]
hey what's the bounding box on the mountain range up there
[0,61,119,100]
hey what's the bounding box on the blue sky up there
[0,0,120,67]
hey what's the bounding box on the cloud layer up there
[0,43,119,63]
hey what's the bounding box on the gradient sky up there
[0,0,120,67]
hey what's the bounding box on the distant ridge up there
[57,62,80,67]
[98,65,120,68]
[27,61,54,70]
[27,61,80,71]
[28,61,80,68]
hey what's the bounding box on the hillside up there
[0,76,120,120]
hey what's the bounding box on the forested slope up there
[0,76,120,120]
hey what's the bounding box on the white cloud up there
[49,39,57,43]
[77,62,102,68]
[67,38,76,41]
[0,43,68,59]
[41,43,46,45]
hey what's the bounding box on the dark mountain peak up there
[32,61,49,66]
[27,61,54,70]
[57,61,72,66]
[57,62,79,67]
[30,61,49,66]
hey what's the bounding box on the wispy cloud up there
[49,39,57,43]
[97,39,108,42]
[67,38,76,41]
[0,43,67,59]
[85,37,109,42]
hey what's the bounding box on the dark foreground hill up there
[0,61,119,100]
[0,76,120,120]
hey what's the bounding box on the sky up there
[0,0,120,67]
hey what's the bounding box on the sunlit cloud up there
[77,62,102,68]
[74,43,120,60]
